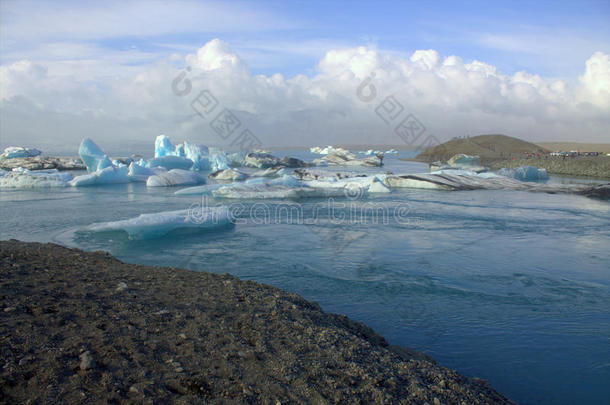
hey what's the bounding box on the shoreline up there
[405,156,610,180]
[0,240,514,404]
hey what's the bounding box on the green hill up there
[412,134,548,164]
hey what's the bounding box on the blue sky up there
[2,0,609,79]
[1,0,609,147]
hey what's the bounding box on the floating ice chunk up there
[309,146,349,155]
[175,183,225,195]
[385,149,398,154]
[153,135,211,171]
[250,167,284,178]
[227,152,247,167]
[86,207,232,240]
[1,146,42,159]
[0,168,71,188]
[368,178,391,193]
[244,152,280,168]
[11,167,72,182]
[79,138,113,172]
[208,169,248,181]
[146,155,194,171]
[497,166,549,182]
[146,169,203,187]
[184,141,210,171]
[70,165,129,186]
[209,148,231,172]
[212,185,347,199]
[430,169,479,176]
[127,162,167,182]
[447,154,481,167]
[154,134,180,157]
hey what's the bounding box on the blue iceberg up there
[86,207,233,240]
[79,138,113,172]
[497,166,549,182]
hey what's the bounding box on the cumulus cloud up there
[1,39,609,152]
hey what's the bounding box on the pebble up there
[79,351,95,370]
[116,282,128,292]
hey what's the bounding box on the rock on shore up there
[0,240,514,404]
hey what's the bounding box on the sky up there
[1,0,609,152]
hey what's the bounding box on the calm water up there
[1,153,609,404]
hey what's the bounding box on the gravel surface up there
[1,240,514,404]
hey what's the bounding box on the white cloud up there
[1,39,609,152]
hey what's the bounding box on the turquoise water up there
[1,153,609,404]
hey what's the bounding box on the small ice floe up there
[429,154,488,173]
[314,148,383,167]
[127,162,167,182]
[70,165,129,186]
[211,173,390,199]
[1,146,42,159]
[384,171,593,195]
[86,207,232,239]
[0,168,72,188]
[146,169,203,187]
[208,168,248,181]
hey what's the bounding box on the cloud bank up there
[1,39,609,152]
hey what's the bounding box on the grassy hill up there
[412,134,547,164]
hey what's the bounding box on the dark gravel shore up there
[1,240,514,404]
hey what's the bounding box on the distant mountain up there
[412,134,547,163]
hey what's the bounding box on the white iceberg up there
[0,168,71,188]
[146,169,203,187]
[70,165,129,187]
[127,162,167,182]
[212,173,390,199]
[209,148,231,172]
[146,155,194,171]
[175,184,225,195]
[208,169,248,181]
[153,135,229,172]
[86,207,233,240]
[1,146,42,159]
[79,138,113,172]
[384,172,590,194]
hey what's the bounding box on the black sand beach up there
[1,240,514,404]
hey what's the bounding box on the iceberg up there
[154,135,181,157]
[153,135,218,171]
[175,183,226,196]
[430,154,488,173]
[209,148,231,172]
[497,166,549,182]
[227,152,247,167]
[1,146,42,159]
[127,162,167,182]
[146,155,194,171]
[69,165,129,187]
[208,169,248,181]
[319,149,383,167]
[0,168,71,188]
[384,172,593,195]
[86,207,233,240]
[212,173,390,199]
[79,138,113,172]
[244,152,280,168]
[310,146,350,155]
[146,169,203,187]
